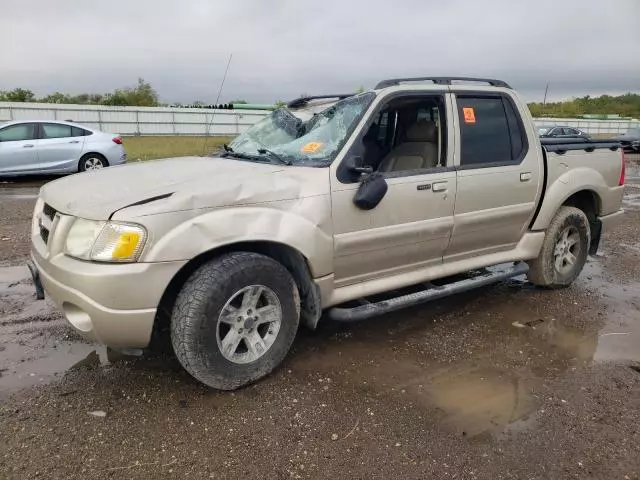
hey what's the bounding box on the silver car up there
[0,120,127,176]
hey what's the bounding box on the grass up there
[122,133,621,162]
[122,136,233,162]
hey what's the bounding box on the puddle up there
[580,262,640,363]
[0,265,106,396]
[0,343,110,396]
[425,367,536,437]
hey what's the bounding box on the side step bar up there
[327,262,529,322]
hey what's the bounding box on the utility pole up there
[542,82,549,116]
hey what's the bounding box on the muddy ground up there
[0,159,639,479]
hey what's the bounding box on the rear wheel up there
[171,252,300,390]
[527,206,590,288]
[79,153,108,172]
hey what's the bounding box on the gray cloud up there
[1,0,639,103]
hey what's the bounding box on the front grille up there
[39,203,57,246]
[43,203,57,221]
[40,226,50,245]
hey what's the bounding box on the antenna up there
[202,53,233,154]
[542,82,549,116]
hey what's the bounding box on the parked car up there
[538,126,590,139]
[29,76,625,390]
[616,128,640,152]
[0,120,127,176]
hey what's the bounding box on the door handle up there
[520,172,532,182]
[432,181,448,192]
[23,144,34,148]
[68,140,80,144]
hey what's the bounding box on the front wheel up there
[527,206,590,288]
[171,252,300,390]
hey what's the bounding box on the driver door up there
[329,91,457,288]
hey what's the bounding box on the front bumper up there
[31,243,186,348]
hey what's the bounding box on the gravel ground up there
[0,159,639,479]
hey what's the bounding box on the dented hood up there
[40,156,329,220]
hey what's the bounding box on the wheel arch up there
[151,240,322,350]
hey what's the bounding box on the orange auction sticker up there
[301,141,323,153]
[463,107,476,124]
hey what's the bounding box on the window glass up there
[366,97,445,173]
[42,123,73,139]
[457,97,511,166]
[227,92,375,167]
[377,111,389,143]
[71,126,90,137]
[503,97,525,159]
[0,123,36,142]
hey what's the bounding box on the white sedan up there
[0,120,127,176]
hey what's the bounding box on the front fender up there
[531,166,612,230]
[142,197,334,277]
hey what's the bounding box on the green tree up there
[40,92,71,104]
[101,78,159,107]
[528,93,640,118]
[0,88,36,102]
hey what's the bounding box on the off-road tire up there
[171,252,300,390]
[527,206,590,288]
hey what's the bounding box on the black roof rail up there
[375,76,511,89]
[287,93,356,108]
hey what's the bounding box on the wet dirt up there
[0,161,639,479]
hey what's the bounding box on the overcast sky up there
[1,0,639,104]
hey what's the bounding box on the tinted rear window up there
[457,96,527,166]
[42,123,73,139]
[71,126,91,136]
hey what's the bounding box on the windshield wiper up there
[257,148,292,166]
[220,150,263,161]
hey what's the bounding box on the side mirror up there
[353,173,388,210]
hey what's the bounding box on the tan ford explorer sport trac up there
[29,77,626,390]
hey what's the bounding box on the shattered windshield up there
[225,92,375,166]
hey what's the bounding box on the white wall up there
[0,102,268,136]
[1,102,638,136]
[531,117,640,135]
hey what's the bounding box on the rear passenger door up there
[36,123,86,172]
[445,93,542,262]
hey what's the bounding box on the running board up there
[327,262,529,322]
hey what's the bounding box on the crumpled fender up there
[142,197,334,278]
[531,166,610,231]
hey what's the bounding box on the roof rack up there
[287,94,355,108]
[375,76,511,89]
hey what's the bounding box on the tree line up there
[529,93,640,119]
[2,80,639,118]
[0,78,159,107]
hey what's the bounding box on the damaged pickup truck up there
[29,76,625,389]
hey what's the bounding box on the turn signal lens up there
[91,223,147,262]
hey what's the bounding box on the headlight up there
[65,219,147,263]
